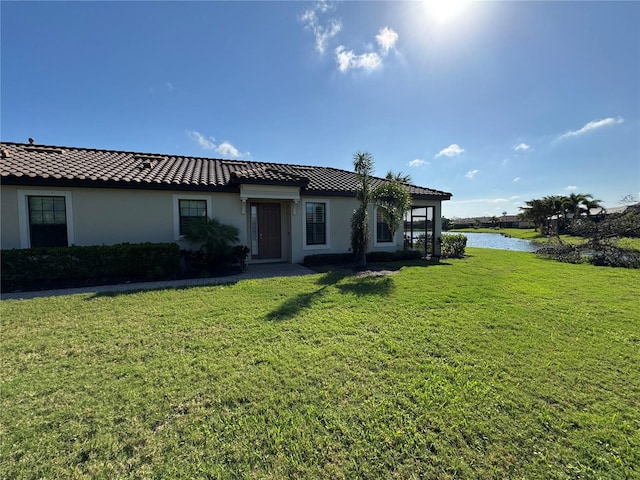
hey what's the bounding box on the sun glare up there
[424,0,471,24]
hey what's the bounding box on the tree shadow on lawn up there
[265,269,395,321]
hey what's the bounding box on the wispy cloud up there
[558,117,623,140]
[514,143,530,151]
[513,177,520,183]
[300,2,342,54]
[465,169,479,179]
[148,80,176,95]
[408,159,428,167]
[435,144,465,158]
[566,185,578,191]
[187,131,249,159]
[188,131,216,150]
[335,26,398,73]
[335,47,382,72]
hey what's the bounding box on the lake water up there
[448,232,538,252]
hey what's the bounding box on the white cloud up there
[300,2,342,54]
[465,169,479,179]
[188,130,216,150]
[408,159,428,167]
[435,144,465,158]
[335,46,382,72]
[216,142,242,158]
[558,117,623,140]
[566,185,578,191]
[514,143,530,151]
[376,27,398,54]
[187,131,248,158]
[513,177,520,183]
[334,26,398,73]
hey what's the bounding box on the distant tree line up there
[518,193,603,235]
[522,193,640,268]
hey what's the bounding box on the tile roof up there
[0,141,451,200]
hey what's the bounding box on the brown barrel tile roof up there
[0,141,452,200]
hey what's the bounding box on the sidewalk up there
[1,263,316,300]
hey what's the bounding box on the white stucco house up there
[1,141,452,263]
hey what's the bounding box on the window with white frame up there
[173,195,212,239]
[303,200,330,249]
[306,202,326,244]
[17,190,74,248]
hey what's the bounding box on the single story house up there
[1,141,452,263]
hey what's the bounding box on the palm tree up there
[351,152,374,266]
[374,174,411,239]
[385,170,412,184]
[583,198,602,217]
[350,155,412,266]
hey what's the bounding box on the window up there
[305,202,326,245]
[178,199,207,235]
[376,210,393,243]
[18,190,74,248]
[28,196,68,247]
[172,195,212,240]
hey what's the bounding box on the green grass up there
[2,248,639,479]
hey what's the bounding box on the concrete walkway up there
[1,263,316,300]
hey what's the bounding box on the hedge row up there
[304,249,422,267]
[1,243,181,292]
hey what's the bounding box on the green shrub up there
[303,253,353,267]
[1,243,181,292]
[441,234,467,258]
[304,249,422,267]
[182,217,241,270]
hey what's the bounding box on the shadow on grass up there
[82,280,241,300]
[265,268,398,321]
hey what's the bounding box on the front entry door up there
[256,203,281,259]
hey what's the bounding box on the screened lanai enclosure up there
[404,206,436,256]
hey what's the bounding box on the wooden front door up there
[256,203,281,259]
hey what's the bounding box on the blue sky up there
[2,1,638,218]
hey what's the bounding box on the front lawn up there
[2,248,639,478]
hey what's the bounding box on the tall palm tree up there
[351,152,374,266]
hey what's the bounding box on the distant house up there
[0,141,452,263]
[451,215,533,230]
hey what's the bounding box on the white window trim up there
[17,189,75,248]
[172,194,213,241]
[373,207,399,247]
[302,199,330,250]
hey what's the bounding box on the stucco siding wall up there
[74,188,172,245]
[1,185,21,249]
[1,186,246,249]
[2,184,446,260]
[291,196,408,263]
